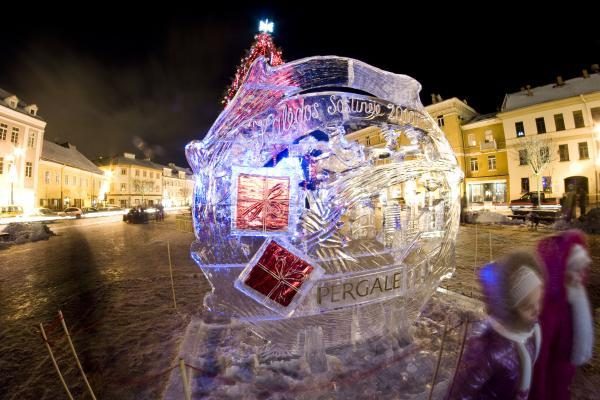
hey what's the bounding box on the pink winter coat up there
[529,230,587,400]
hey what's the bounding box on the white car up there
[62,207,83,218]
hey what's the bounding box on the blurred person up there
[530,229,594,400]
[446,251,544,400]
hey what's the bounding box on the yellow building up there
[95,152,163,208]
[0,88,46,213]
[38,141,107,210]
[461,115,510,206]
[425,97,511,209]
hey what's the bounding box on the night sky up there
[1,5,598,167]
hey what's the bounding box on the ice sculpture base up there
[163,291,484,400]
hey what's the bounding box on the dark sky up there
[1,5,599,167]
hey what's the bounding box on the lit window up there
[25,162,32,178]
[542,176,552,193]
[468,134,476,146]
[0,123,7,140]
[487,155,496,170]
[28,131,36,148]
[11,127,19,143]
[45,171,50,183]
[470,158,479,172]
[121,168,127,175]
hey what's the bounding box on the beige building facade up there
[0,88,46,213]
[38,141,106,210]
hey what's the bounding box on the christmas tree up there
[222,19,284,107]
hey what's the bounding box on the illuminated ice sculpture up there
[186,56,463,353]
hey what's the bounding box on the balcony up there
[480,140,497,152]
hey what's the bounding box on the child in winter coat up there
[530,229,594,400]
[447,251,544,400]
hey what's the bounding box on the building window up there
[56,174,60,184]
[578,142,589,159]
[121,183,127,192]
[542,176,552,193]
[11,127,19,143]
[484,130,494,143]
[25,162,32,178]
[120,200,127,207]
[468,134,476,146]
[519,150,528,165]
[135,169,140,177]
[365,136,371,146]
[554,113,565,131]
[0,123,7,140]
[143,170,147,177]
[470,158,479,172]
[0,157,3,174]
[437,115,445,127]
[121,168,127,175]
[45,171,50,183]
[535,117,546,134]
[573,110,585,128]
[65,175,69,185]
[488,155,497,170]
[515,121,525,137]
[559,144,569,161]
[28,131,36,148]
[521,178,530,193]
[591,107,600,124]
[73,176,76,186]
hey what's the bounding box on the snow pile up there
[463,210,518,225]
[0,222,55,246]
[164,293,484,400]
[553,208,600,234]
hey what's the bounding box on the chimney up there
[526,85,533,96]
[463,98,468,105]
[555,76,565,87]
[436,94,443,102]
[591,64,599,73]
[124,152,136,159]
[582,69,590,79]
[431,93,437,104]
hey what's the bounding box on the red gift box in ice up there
[235,173,290,232]
[243,240,314,307]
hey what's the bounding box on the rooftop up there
[42,141,104,175]
[502,71,600,111]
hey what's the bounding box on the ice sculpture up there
[186,56,463,353]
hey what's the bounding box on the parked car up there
[62,207,83,218]
[123,207,149,224]
[81,207,99,214]
[0,205,24,218]
[509,192,561,221]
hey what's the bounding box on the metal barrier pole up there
[40,322,74,400]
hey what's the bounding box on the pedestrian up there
[577,189,587,218]
[530,229,594,400]
[564,185,577,222]
[446,251,544,400]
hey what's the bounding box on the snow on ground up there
[0,222,55,247]
[0,217,598,399]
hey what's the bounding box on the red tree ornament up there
[222,21,284,107]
